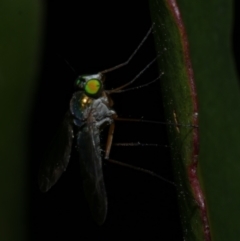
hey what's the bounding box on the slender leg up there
[106,56,159,93]
[106,159,196,202]
[112,142,167,147]
[114,117,198,128]
[106,159,176,187]
[104,122,115,160]
[100,24,154,74]
[114,117,161,124]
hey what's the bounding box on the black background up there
[29,0,240,240]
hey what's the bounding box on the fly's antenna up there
[100,23,155,74]
[57,54,77,76]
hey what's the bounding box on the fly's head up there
[74,73,104,98]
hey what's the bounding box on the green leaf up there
[0,1,43,240]
[150,0,240,240]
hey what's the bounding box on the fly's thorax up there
[70,90,115,128]
[70,91,93,125]
[90,97,116,123]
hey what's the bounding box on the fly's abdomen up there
[77,126,107,225]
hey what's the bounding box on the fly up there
[39,25,176,225]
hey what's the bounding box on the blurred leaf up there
[150,0,240,240]
[0,1,43,240]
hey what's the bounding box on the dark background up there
[30,1,240,240]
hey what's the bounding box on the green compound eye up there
[84,79,101,95]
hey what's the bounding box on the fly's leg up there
[100,24,154,74]
[114,117,198,128]
[112,142,166,147]
[101,116,187,186]
[93,105,115,129]
[104,122,115,160]
[93,107,116,159]
[103,134,176,186]
[106,159,176,187]
[102,122,174,185]
[95,117,112,129]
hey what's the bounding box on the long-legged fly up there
[38,24,195,225]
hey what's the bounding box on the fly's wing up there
[77,123,107,225]
[38,111,74,192]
